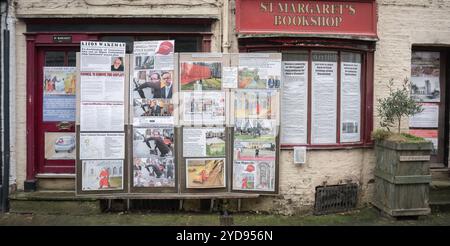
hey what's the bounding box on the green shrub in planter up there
[372,78,433,217]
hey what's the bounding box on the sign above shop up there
[53,35,72,43]
[235,0,377,39]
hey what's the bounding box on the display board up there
[232,53,281,193]
[76,46,281,196]
[76,41,128,194]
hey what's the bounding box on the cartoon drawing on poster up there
[411,52,440,103]
[132,70,174,100]
[234,90,277,119]
[133,127,174,158]
[186,158,225,188]
[183,128,226,157]
[180,62,222,90]
[44,132,76,160]
[80,133,125,160]
[82,160,123,191]
[43,67,77,121]
[233,161,275,192]
[133,157,175,188]
[234,141,276,161]
[234,119,276,142]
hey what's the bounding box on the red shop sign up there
[236,0,377,38]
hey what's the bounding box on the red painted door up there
[36,47,78,174]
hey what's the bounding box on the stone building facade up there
[2,0,449,214]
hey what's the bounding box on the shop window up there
[280,50,364,146]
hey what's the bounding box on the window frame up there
[239,38,375,149]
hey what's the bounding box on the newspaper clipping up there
[80,133,125,160]
[183,128,226,157]
[43,67,77,121]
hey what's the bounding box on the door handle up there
[56,121,73,130]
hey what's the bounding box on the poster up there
[238,54,281,89]
[134,40,175,70]
[233,161,275,192]
[281,61,308,144]
[234,90,277,119]
[340,61,361,143]
[80,133,125,160]
[43,67,77,121]
[234,119,276,142]
[80,102,124,132]
[234,141,276,161]
[133,157,175,187]
[80,41,126,72]
[409,129,438,155]
[409,103,439,128]
[186,158,226,188]
[82,160,123,191]
[133,127,174,158]
[311,60,337,144]
[180,62,222,90]
[80,72,124,102]
[182,91,226,125]
[411,52,440,102]
[222,67,238,89]
[132,70,174,100]
[133,99,174,125]
[183,128,226,157]
[44,132,76,160]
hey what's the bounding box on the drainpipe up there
[1,0,10,213]
[222,0,231,53]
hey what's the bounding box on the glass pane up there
[45,51,65,67]
[282,51,308,61]
[173,36,201,52]
[68,52,76,67]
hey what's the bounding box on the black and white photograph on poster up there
[183,128,226,157]
[182,91,225,125]
[409,103,439,128]
[133,99,174,125]
[80,41,126,72]
[133,157,175,188]
[44,132,76,160]
[80,72,124,102]
[238,54,281,89]
[235,90,277,119]
[411,51,440,102]
[186,158,226,189]
[82,160,123,191]
[133,127,174,158]
[132,70,174,100]
[233,160,275,192]
[134,40,175,70]
[234,141,276,161]
[234,119,276,142]
[80,133,125,160]
[281,61,308,144]
[180,62,222,91]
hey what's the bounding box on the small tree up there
[377,78,423,133]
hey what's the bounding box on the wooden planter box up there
[373,140,433,217]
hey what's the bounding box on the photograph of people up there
[111,57,124,71]
[134,128,174,158]
[160,71,173,99]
